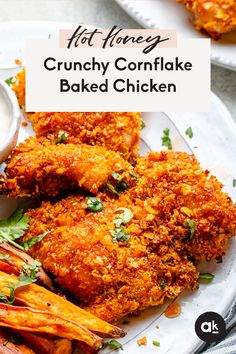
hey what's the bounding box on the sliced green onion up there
[187,219,196,240]
[105,339,123,350]
[185,127,193,138]
[153,340,160,347]
[129,172,139,179]
[106,182,119,196]
[160,279,166,289]
[199,273,214,282]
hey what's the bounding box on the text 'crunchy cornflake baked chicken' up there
[12,148,235,323]
[178,0,236,38]
[12,69,141,158]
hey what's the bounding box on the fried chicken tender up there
[30,111,141,158]
[127,151,236,262]
[22,197,198,323]
[0,137,130,197]
[18,150,236,322]
[178,0,236,38]
[12,69,141,158]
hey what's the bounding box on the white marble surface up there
[0,0,235,121]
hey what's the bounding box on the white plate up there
[115,0,236,71]
[0,21,236,354]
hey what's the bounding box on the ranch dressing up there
[0,92,10,145]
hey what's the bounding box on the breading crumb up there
[15,59,22,66]
[137,337,147,346]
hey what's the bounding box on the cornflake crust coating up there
[12,69,141,158]
[177,0,236,38]
[21,152,236,322]
[22,196,198,323]
[130,151,236,262]
[0,137,130,197]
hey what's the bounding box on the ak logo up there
[195,312,226,343]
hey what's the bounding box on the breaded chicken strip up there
[30,111,141,158]
[128,151,236,262]
[0,137,130,197]
[22,151,236,264]
[22,197,198,323]
[178,0,236,38]
[12,69,141,158]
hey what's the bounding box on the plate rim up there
[115,0,236,71]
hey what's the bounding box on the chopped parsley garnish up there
[187,219,196,240]
[105,340,123,351]
[185,127,193,138]
[5,77,15,86]
[110,226,130,243]
[153,341,160,347]
[233,179,236,187]
[0,208,30,251]
[0,292,9,304]
[110,208,133,243]
[141,121,146,129]
[0,208,48,251]
[199,273,214,282]
[129,172,139,179]
[55,132,67,144]
[0,260,41,305]
[0,275,34,304]
[0,253,12,262]
[160,279,166,289]
[87,197,104,212]
[22,231,49,251]
[22,260,41,281]
[161,128,172,150]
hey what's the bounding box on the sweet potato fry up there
[0,271,125,338]
[0,243,55,291]
[18,332,72,354]
[0,328,36,354]
[0,303,102,350]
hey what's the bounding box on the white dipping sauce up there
[0,92,11,146]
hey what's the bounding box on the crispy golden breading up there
[0,137,130,197]
[12,69,141,158]
[12,69,26,110]
[2,145,236,323]
[178,0,236,38]
[128,151,236,262]
[30,112,141,158]
[22,197,198,323]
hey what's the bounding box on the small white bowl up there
[0,79,21,163]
